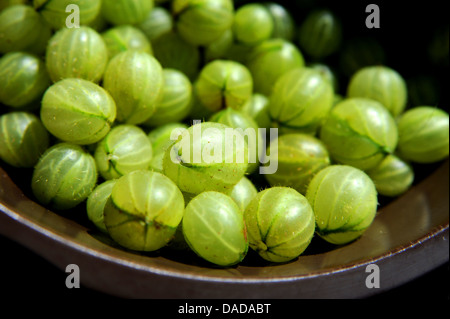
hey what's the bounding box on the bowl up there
[0,159,448,298]
[1,0,448,299]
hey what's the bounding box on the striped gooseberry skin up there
[38,0,102,30]
[101,25,152,59]
[45,26,108,83]
[143,69,193,127]
[137,6,173,41]
[40,78,116,145]
[264,2,295,41]
[162,121,249,196]
[246,38,305,96]
[305,165,378,245]
[152,32,200,81]
[309,63,339,93]
[86,179,117,233]
[226,176,258,212]
[366,154,414,197]
[172,0,234,46]
[347,65,408,117]
[204,29,234,62]
[269,67,334,135]
[103,51,164,125]
[232,3,273,46]
[238,93,271,129]
[0,112,50,168]
[195,60,253,112]
[0,52,50,108]
[103,170,185,252]
[244,186,315,263]
[264,133,331,195]
[101,0,154,26]
[0,4,51,55]
[298,9,342,60]
[31,143,98,210]
[182,191,248,267]
[319,98,398,171]
[396,106,449,163]
[95,125,153,180]
[209,108,262,174]
[147,122,189,173]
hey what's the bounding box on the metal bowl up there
[0,159,448,298]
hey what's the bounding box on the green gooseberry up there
[103,170,185,252]
[264,133,330,195]
[147,122,189,172]
[1,0,29,11]
[366,154,414,197]
[86,179,117,233]
[194,60,253,112]
[320,98,398,171]
[0,52,50,108]
[31,143,98,210]
[103,51,164,125]
[36,0,101,30]
[101,25,152,59]
[45,26,108,83]
[152,31,201,81]
[306,165,378,245]
[238,93,271,129]
[137,6,173,41]
[101,0,154,26]
[172,0,234,46]
[209,108,263,174]
[0,112,50,168]
[143,69,193,127]
[246,38,305,96]
[298,9,342,60]
[0,4,51,55]
[223,41,253,65]
[162,121,248,196]
[396,106,449,163]
[269,67,334,135]
[264,2,295,41]
[226,176,258,212]
[40,78,116,145]
[204,29,234,62]
[244,187,315,263]
[94,125,153,180]
[182,191,248,266]
[232,3,273,46]
[309,63,339,93]
[347,65,408,117]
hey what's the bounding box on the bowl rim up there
[0,160,449,298]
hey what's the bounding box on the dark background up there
[0,233,448,300]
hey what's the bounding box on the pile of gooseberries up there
[0,0,448,267]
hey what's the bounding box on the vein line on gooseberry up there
[46,149,81,204]
[190,203,242,256]
[1,118,22,164]
[326,170,358,231]
[333,117,391,156]
[266,209,314,250]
